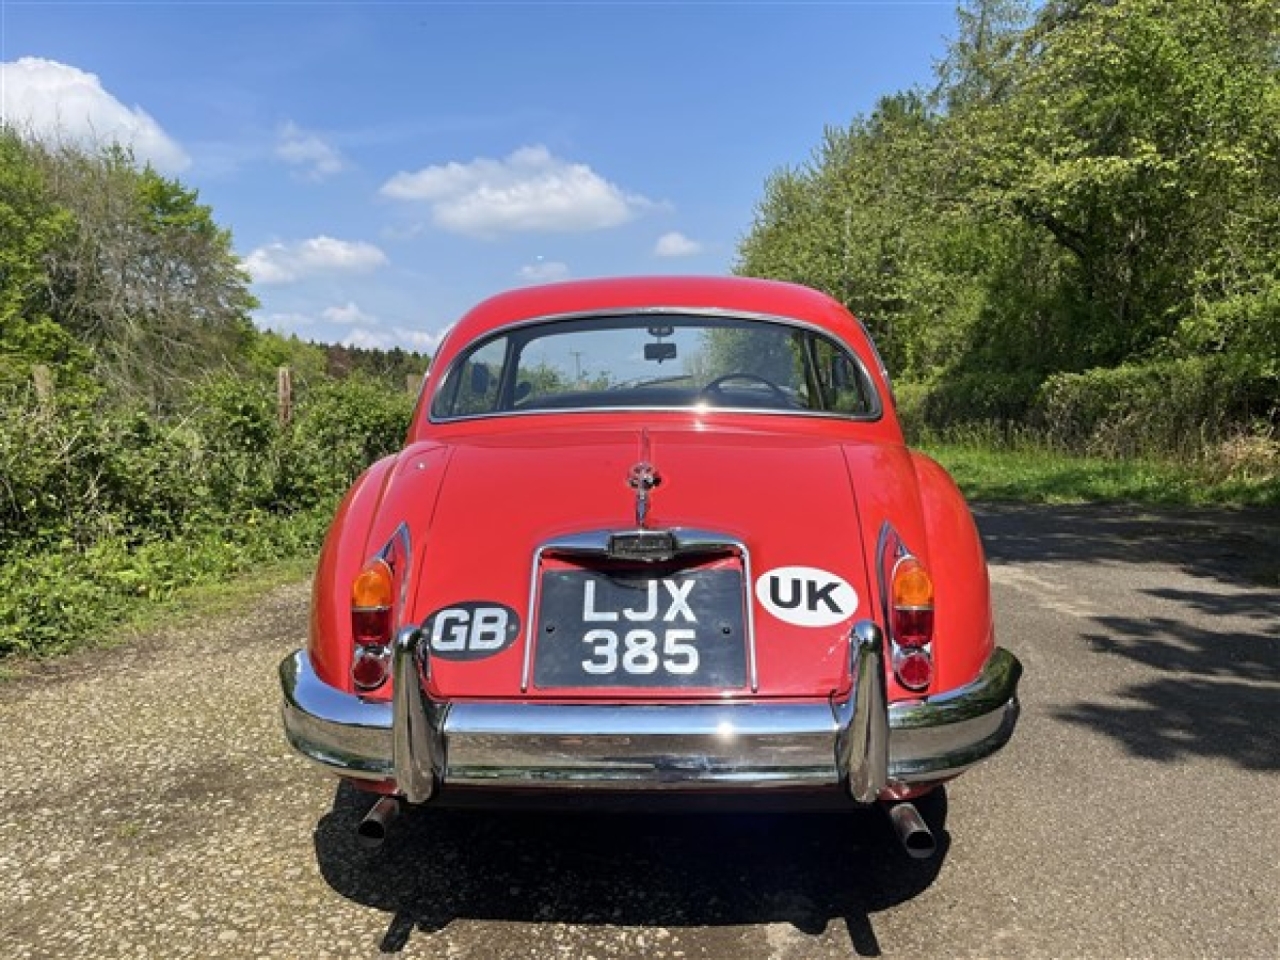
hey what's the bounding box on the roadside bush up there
[1035,355,1278,461]
[0,372,416,657]
[0,511,329,657]
[892,370,1043,441]
[0,390,203,550]
[187,375,280,516]
[281,376,414,508]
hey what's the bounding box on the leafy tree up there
[246,330,330,385]
[970,0,1280,364]
[737,0,1279,443]
[30,141,258,407]
[324,342,432,387]
[0,129,92,390]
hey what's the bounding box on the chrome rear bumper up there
[280,622,1020,804]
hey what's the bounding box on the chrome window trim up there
[520,527,760,694]
[876,520,909,637]
[378,521,413,623]
[428,307,884,426]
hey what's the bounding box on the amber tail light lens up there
[351,558,395,691]
[890,557,934,691]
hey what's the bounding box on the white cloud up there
[322,301,376,325]
[380,145,652,238]
[654,231,704,258]
[343,326,448,353]
[261,311,313,333]
[518,259,570,283]
[342,327,388,349]
[0,57,189,172]
[275,121,345,180]
[395,326,450,352]
[257,309,446,353]
[242,236,388,285]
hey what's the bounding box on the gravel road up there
[1,503,1277,959]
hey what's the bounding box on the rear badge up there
[755,566,858,627]
[423,602,520,660]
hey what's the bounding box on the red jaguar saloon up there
[280,275,1021,857]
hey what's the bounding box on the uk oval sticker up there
[755,566,859,627]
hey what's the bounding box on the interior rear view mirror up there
[644,343,678,363]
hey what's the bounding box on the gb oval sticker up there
[423,601,521,660]
[755,566,859,628]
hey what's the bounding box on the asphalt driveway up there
[1,502,1276,958]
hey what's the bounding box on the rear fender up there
[908,451,994,689]
[309,441,451,692]
[842,443,993,694]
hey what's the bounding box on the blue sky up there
[2,1,960,352]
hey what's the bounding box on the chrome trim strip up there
[436,404,877,427]
[742,545,759,693]
[835,620,888,803]
[279,645,1020,795]
[520,545,549,692]
[391,627,444,803]
[875,521,905,631]
[382,522,413,621]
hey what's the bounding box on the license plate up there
[533,568,747,689]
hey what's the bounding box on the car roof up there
[432,275,864,365]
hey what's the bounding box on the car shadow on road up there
[313,782,949,956]
[974,501,1280,587]
[977,502,1280,772]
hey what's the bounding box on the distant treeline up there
[737,0,1278,468]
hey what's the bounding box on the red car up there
[280,276,1021,857]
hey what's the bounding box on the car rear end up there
[279,276,1021,852]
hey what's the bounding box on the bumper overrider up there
[279,621,1021,804]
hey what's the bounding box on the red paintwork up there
[308,276,994,709]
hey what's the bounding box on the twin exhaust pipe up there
[886,801,937,859]
[356,796,401,849]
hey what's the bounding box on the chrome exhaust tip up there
[886,801,937,859]
[356,796,401,849]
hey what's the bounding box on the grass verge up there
[922,441,1280,507]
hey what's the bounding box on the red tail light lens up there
[890,556,934,690]
[893,607,935,649]
[891,558,934,649]
[352,645,392,690]
[894,650,933,691]
[351,558,394,691]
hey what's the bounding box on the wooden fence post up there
[32,364,54,412]
[277,366,293,428]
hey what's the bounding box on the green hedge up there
[896,354,1277,467]
[1034,356,1278,460]
[0,374,415,657]
[893,371,1045,445]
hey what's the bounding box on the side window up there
[445,338,506,416]
[811,338,874,415]
[829,352,872,414]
